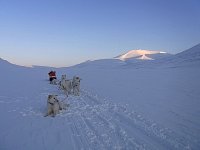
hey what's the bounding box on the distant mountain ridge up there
[0,58,17,67]
[77,44,200,68]
[1,43,200,69]
[174,43,200,61]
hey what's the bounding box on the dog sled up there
[44,74,82,117]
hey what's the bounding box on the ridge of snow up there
[175,43,200,59]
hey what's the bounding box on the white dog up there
[61,74,67,80]
[72,76,81,96]
[44,95,60,117]
[59,74,67,90]
[61,80,72,96]
[44,95,69,117]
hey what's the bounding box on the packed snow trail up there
[0,86,193,150]
[44,86,191,150]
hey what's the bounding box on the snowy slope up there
[0,58,24,70]
[153,43,200,68]
[0,46,200,150]
[71,59,125,69]
[171,43,200,66]
[71,50,173,70]
[175,43,200,60]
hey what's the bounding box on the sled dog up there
[44,95,69,117]
[72,76,81,96]
[44,95,60,117]
[62,80,72,96]
[61,74,67,81]
[59,74,67,90]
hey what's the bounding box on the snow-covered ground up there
[0,45,200,150]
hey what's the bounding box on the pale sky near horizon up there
[0,0,200,67]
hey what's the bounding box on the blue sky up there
[0,0,200,67]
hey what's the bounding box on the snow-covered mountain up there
[72,58,125,69]
[0,57,28,72]
[1,44,200,150]
[116,49,172,61]
[0,57,17,68]
[72,45,200,69]
[74,49,173,69]
[174,43,200,61]
[159,43,200,67]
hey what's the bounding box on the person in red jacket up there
[48,71,57,81]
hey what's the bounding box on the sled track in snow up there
[58,89,191,150]
[0,88,192,150]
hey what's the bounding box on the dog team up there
[58,75,81,97]
[45,72,81,117]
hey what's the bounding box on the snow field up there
[0,81,193,150]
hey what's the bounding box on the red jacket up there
[48,71,56,77]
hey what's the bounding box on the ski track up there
[0,86,193,150]
[52,87,192,149]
